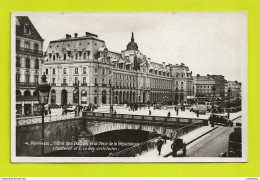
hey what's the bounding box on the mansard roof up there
[16,16,44,41]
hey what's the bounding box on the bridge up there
[16,112,208,156]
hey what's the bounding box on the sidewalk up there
[136,125,217,159]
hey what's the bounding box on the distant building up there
[192,74,215,98]
[225,81,242,99]
[171,63,193,102]
[210,75,226,98]
[16,16,44,116]
[44,32,193,106]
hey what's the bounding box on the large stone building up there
[15,16,44,116]
[44,32,192,106]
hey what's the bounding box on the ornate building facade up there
[225,81,242,99]
[16,16,44,116]
[44,32,192,106]
[192,74,216,98]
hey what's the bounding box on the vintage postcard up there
[11,12,248,163]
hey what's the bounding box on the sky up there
[20,12,247,81]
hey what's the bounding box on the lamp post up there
[211,85,216,127]
[109,83,115,113]
[227,88,231,119]
[36,73,51,156]
[74,80,80,117]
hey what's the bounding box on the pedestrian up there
[156,137,163,156]
[167,111,171,117]
[149,109,151,115]
[162,134,167,144]
[171,140,178,157]
[176,108,179,116]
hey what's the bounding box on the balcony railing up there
[61,83,68,86]
[51,83,56,86]
[16,46,43,56]
[81,83,88,86]
[16,82,38,87]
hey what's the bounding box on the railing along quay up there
[16,113,78,126]
[108,121,204,157]
[83,112,206,124]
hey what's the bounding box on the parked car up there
[208,114,233,126]
[190,104,207,114]
[66,105,76,112]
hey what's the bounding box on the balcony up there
[81,83,88,86]
[16,82,38,87]
[51,83,56,86]
[73,83,79,87]
[61,83,68,86]
[16,46,43,56]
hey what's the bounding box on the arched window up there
[24,90,31,96]
[73,90,78,104]
[33,90,39,96]
[16,90,21,97]
[53,68,55,75]
[81,90,87,104]
[51,90,56,104]
[102,90,106,104]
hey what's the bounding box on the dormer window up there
[63,54,67,60]
[24,25,30,34]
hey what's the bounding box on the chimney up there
[74,33,78,38]
[85,32,98,38]
[147,58,151,64]
[162,62,165,68]
[66,34,71,39]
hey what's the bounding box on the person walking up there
[149,109,151,115]
[167,111,171,117]
[156,137,163,156]
[176,108,179,116]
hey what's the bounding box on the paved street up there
[186,117,242,157]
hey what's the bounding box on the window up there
[53,68,55,75]
[34,44,39,51]
[75,67,78,74]
[63,68,67,75]
[34,75,38,84]
[16,56,20,67]
[63,77,66,83]
[26,74,30,83]
[63,54,66,60]
[35,59,39,69]
[83,53,87,59]
[16,73,20,83]
[49,54,52,59]
[52,78,55,83]
[25,42,30,49]
[25,25,30,34]
[83,67,86,74]
[26,58,30,68]
[53,54,56,61]
[16,39,20,47]
[75,53,78,60]
[46,69,48,75]
[75,77,78,83]
[83,77,86,84]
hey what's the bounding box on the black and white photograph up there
[11,12,248,163]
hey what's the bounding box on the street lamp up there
[36,73,51,156]
[74,80,80,117]
[211,85,216,127]
[227,88,231,119]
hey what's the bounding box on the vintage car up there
[209,114,233,126]
[189,104,207,114]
